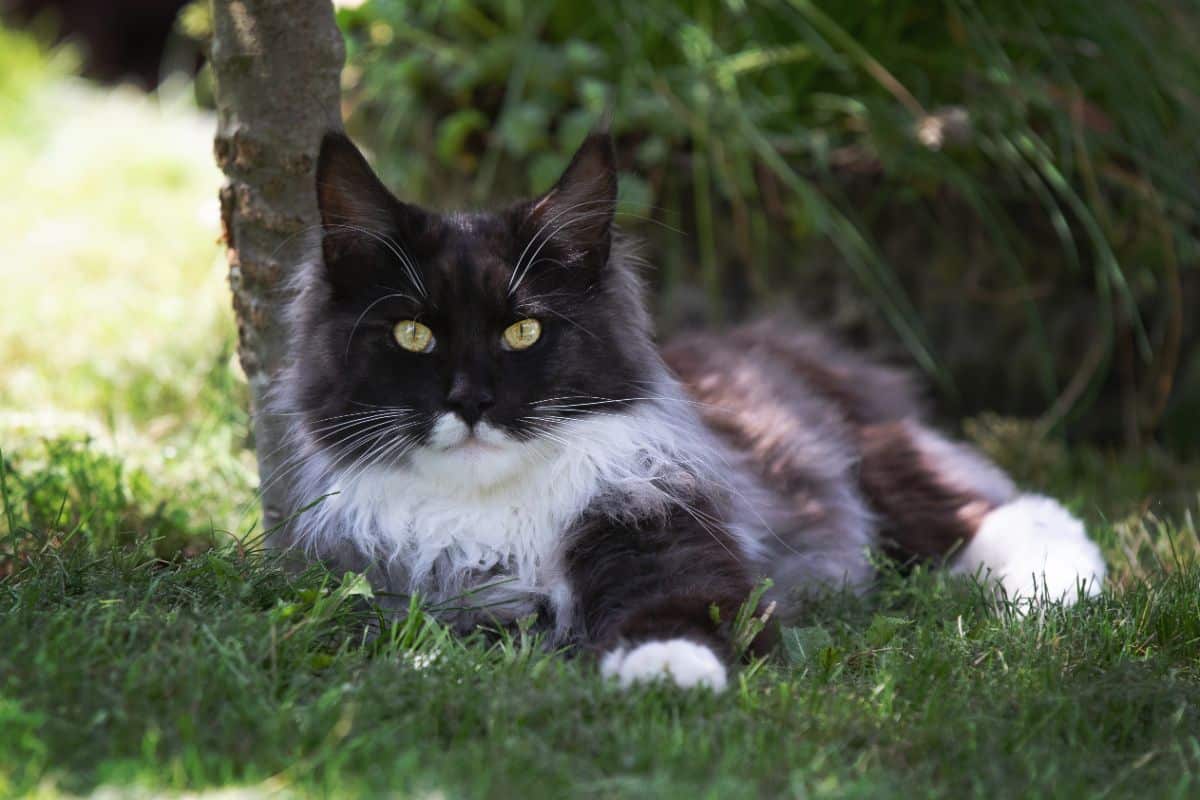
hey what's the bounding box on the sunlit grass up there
[0,81,229,421]
[0,29,254,534]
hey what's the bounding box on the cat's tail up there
[858,420,1106,606]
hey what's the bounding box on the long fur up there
[268,131,1107,679]
[270,243,883,640]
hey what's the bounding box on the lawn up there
[3,23,1200,800]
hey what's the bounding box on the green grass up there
[3,19,1200,800]
[3,445,1200,798]
[0,25,254,538]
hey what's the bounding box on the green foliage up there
[338,0,1199,447]
[0,439,198,572]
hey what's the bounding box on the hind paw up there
[951,495,1106,606]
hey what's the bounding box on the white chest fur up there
[326,430,580,597]
[296,406,697,627]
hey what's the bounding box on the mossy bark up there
[209,0,344,531]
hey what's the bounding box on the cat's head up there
[285,130,659,486]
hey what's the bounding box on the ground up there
[3,31,1200,800]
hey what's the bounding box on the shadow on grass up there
[2,438,1200,798]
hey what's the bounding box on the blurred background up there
[0,0,1196,557]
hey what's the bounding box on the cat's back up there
[662,319,921,592]
[662,318,923,434]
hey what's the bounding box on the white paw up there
[951,494,1106,607]
[601,638,728,691]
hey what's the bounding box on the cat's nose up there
[446,376,495,427]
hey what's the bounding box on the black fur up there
[291,131,773,663]
[565,496,766,659]
[301,132,644,455]
[274,130,1080,685]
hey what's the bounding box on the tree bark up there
[209,0,344,533]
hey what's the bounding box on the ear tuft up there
[526,132,617,259]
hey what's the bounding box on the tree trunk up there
[209,0,344,533]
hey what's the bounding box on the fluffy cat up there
[269,130,1106,691]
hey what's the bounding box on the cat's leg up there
[564,505,768,691]
[858,419,1106,605]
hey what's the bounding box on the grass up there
[3,19,1200,800]
[0,25,254,537]
[3,453,1200,798]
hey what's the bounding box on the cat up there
[268,130,1106,691]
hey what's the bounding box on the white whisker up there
[322,221,427,298]
[509,199,615,295]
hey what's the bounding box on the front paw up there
[600,638,728,691]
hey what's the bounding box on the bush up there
[336,0,1199,450]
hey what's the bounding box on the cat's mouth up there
[443,433,503,454]
[429,413,512,453]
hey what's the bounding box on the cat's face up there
[289,132,653,485]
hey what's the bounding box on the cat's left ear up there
[524,132,617,264]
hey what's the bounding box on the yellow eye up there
[502,318,542,351]
[393,320,435,353]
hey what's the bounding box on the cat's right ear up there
[316,132,397,237]
[315,132,421,287]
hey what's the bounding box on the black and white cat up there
[270,130,1106,691]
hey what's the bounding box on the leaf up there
[528,153,568,194]
[635,135,669,168]
[339,571,374,599]
[781,625,833,667]
[435,109,488,166]
[563,40,606,72]
[578,78,610,113]
[556,108,600,154]
[205,555,243,587]
[617,172,653,218]
[498,103,550,157]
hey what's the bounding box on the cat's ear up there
[315,132,426,291]
[525,132,617,263]
[316,132,399,237]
